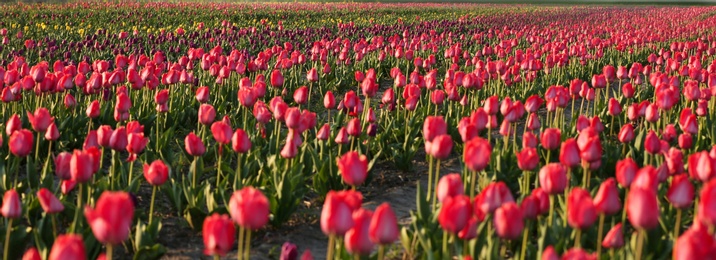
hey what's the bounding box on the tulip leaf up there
[133,244,167,260]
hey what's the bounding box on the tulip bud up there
[37,188,64,214]
[627,187,660,230]
[337,151,368,187]
[438,195,472,234]
[593,178,621,215]
[369,203,398,245]
[567,188,597,230]
[185,132,206,156]
[229,187,270,230]
[143,160,169,186]
[49,234,86,260]
[202,213,236,257]
[493,202,524,240]
[84,191,135,245]
[1,189,21,218]
[539,163,567,195]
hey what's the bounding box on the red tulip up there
[1,189,21,218]
[516,147,539,171]
[9,129,33,157]
[493,202,524,240]
[667,174,693,209]
[109,126,128,152]
[526,113,541,131]
[185,132,206,156]
[324,91,335,109]
[307,68,319,82]
[428,134,453,160]
[153,89,169,106]
[698,179,716,227]
[22,247,41,260]
[229,186,269,230]
[521,194,540,220]
[438,195,472,234]
[567,188,597,230]
[539,163,567,195]
[345,117,361,137]
[531,188,550,216]
[437,173,464,203]
[369,203,398,245]
[231,129,251,153]
[5,114,21,136]
[195,86,210,103]
[64,93,77,109]
[627,187,659,230]
[559,138,580,168]
[54,151,72,180]
[541,128,561,150]
[464,137,492,172]
[293,86,308,105]
[618,124,634,143]
[678,133,693,150]
[143,160,169,186]
[115,92,131,113]
[673,227,716,260]
[211,121,232,145]
[593,178,621,215]
[85,100,101,119]
[616,158,637,188]
[198,104,216,125]
[601,223,624,249]
[344,208,374,255]
[202,213,236,257]
[27,107,53,132]
[270,69,284,87]
[423,116,447,142]
[49,234,86,260]
[337,151,368,186]
[644,130,661,154]
[37,188,64,214]
[70,149,94,183]
[542,246,559,260]
[321,190,356,236]
[688,151,715,182]
[84,191,135,245]
[475,182,514,215]
[458,216,480,241]
[126,133,147,159]
[562,248,596,259]
[523,131,538,149]
[44,122,60,141]
[96,125,113,147]
[317,124,330,141]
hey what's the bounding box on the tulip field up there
[4,2,716,259]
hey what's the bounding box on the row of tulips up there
[2,3,716,260]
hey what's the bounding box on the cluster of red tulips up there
[2,2,716,259]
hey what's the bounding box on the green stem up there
[106,244,113,260]
[432,159,440,210]
[427,156,433,202]
[238,227,245,260]
[216,150,222,188]
[70,183,84,233]
[3,219,12,260]
[51,214,58,238]
[520,220,529,260]
[575,229,582,248]
[596,214,605,257]
[192,156,198,190]
[442,230,449,258]
[635,229,645,260]
[674,208,682,238]
[234,153,242,190]
[149,186,157,224]
[377,245,385,260]
[326,235,335,260]
[244,229,251,260]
